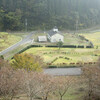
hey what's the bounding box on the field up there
[1,31,100,65]
[63,33,90,45]
[0,32,21,51]
[24,47,99,66]
[80,32,100,48]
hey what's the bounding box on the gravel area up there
[44,68,82,76]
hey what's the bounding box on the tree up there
[38,74,56,100]
[82,65,100,100]
[24,72,55,100]
[11,53,43,72]
[55,76,74,100]
[0,55,4,59]
[57,41,63,50]
[0,66,25,100]
[1,0,100,30]
[0,58,10,69]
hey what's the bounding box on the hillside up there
[80,32,100,48]
[0,0,100,31]
[0,32,21,51]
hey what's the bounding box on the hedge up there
[46,45,77,48]
[16,44,93,55]
[48,65,77,68]
[17,45,43,54]
[78,45,84,48]
[86,46,92,48]
[46,45,93,48]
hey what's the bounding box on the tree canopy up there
[0,0,100,31]
[11,53,43,72]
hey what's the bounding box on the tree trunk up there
[30,96,33,100]
[60,96,63,100]
[44,96,48,100]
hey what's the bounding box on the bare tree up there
[55,76,74,100]
[38,74,56,100]
[0,66,25,100]
[24,72,56,100]
[0,58,10,69]
[82,65,100,100]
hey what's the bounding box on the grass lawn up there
[0,32,22,51]
[80,32,100,48]
[24,47,99,66]
[63,33,90,45]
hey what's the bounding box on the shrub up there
[78,45,84,48]
[51,57,58,63]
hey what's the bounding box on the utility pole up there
[25,18,28,32]
[75,19,78,34]
[75,12,79,34]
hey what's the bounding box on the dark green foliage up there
[46,45,93,48]
[57,41,63,50]
[78,45,84,48]
[62,45,77,48]
[0,0,100,31]
[17,45,43,54]
[48,65,77,68]
[45,45,58,47]
[0,55,4,59]
[86,46,92,48]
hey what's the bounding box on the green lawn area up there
[24,47,99,66]
[80,32,100,47]
[0,32,21,51]
[63,33,90,45]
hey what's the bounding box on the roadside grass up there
[80,32,100,47]
[0,32,21,51]
[3,44,29,60]
[24,47,98,65]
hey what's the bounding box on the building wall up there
[50,34,64,42]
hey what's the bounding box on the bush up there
[51,57,58,63]
[64,57,70,60]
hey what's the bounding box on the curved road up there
[44,68,82,76]
[0,31,36,55]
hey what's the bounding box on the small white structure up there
[48,27,64,43]
[53,26,58,32]
[38,36,47,42]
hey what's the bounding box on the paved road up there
[44,68,82,76]
[0,31,35,55]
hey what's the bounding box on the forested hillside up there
[0,0,100,31]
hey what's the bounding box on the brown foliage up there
[82,65,100,100]
[0,66,25,100]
